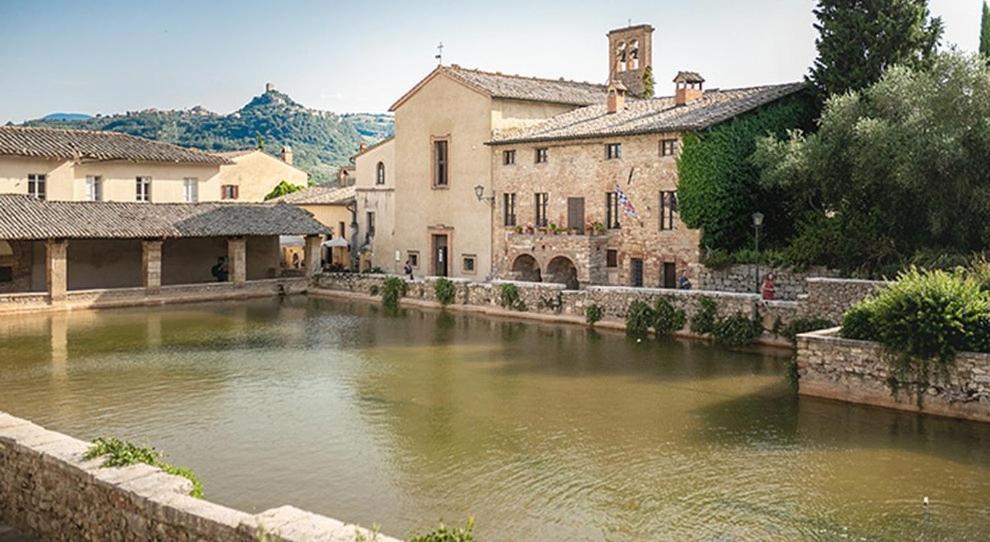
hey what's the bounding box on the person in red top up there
[761,272,777,301]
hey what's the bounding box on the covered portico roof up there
[0,194,330,240]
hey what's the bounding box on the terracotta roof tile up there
[277,185,355,205]
[443,66,607,106]
[0,126,231,165]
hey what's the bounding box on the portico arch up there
[546,256,579,290]
[511,254,542,282]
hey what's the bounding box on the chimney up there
[280,145,293,165]
[674,71,705,106]
[606,80,627,114]
[607,24,654,97]
[265,82,275,93]
[359,142,368,153]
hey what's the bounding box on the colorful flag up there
[615,183,638,218]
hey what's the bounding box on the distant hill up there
[41,112,93,122]
[25,86,394,184]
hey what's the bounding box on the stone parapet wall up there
[801,277,887,322]
[0,411,398,542]
[692,264,840,300]
[796,329,990,423]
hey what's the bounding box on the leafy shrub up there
[713,312,763,347]
[626,300,655,339]
[362,266,386,274]
[434,277,456,306]
[410,519,475,542]
[499,283,526,311]
[84,437,203,498]
[381,276,407,310]
[690,297,719,335]
[585,304,604,326]
[653,298,686,336]
[839,304,875,341]
[780,317,835,344]
[369,285,379,297]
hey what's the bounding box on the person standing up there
[677,271,692,290]
[761,272,776,301]
[403,259,414,280]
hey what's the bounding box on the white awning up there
[323,238,349,248]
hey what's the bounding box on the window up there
[503,193,517,227]
[221,185,239,200]
[376,161,386,185]
[366,211,376,239]
[183,178,198,203]
[503,150,516,165]
[659,191,678,230]
[135,176,151,202]
[535,147,548,164]
[534,192,549,227]
[85,176,103,201]
[660,139,678,157]
[606,192,621,229]
[433,139,449,187]
[462,254,477,274]
[408,251,419,268]
[606,143,622,159]
[606,249,618,268]
[27,174,46,200]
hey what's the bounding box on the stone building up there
[0,194,328,307]
[352,137,396,272]
[0,126,294,203]
[489,78,804,288]
[278,185,357,270]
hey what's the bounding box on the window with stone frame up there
[462,254,477,274]
[606,249,618,268]
[534,192,549,227]
[433,139,449,187]
[135,176,152,202]
[605,192,621,229]
[503,193,517,227]
[408,251,420,268]
[660,139,678,157]
[27,174,46,200]
[659,191,678,230]
[606,143,622,160]
[376,161,386,185]
[221,184,239,200]
[535,147,548,164]
[503,150,516,165]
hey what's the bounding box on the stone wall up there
[801,277,888,322]
[796,329,990,423]
[692,264,840,300]
[0,411,398,542]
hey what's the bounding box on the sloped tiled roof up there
[490,83,806,144]
[390,65,607,111]
[214,149,257,159]
[0,126,231,165]
[277,185,355,205]
[0,194,329,240]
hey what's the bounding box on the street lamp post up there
[752,212,764,294]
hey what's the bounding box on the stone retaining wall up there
[0,411,398,542]
[692,264,839,300]
[801,277,887,322]
[796,329,990,423]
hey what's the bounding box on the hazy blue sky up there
[0,0,982,122]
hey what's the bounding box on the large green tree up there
[756,52,990,274]
[807,0,942,101]
[981,1,990,60]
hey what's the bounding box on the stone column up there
[142,239,163,293]
[45,239,68,304]
[304,234,323,278]
[228,237,246,287]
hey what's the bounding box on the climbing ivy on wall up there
[677,96,814,252]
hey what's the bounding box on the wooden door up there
[567,197,585,233]
[432,234,448,277]
[631,258,644,287]
[663,262,677,289]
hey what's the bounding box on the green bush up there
[434,278,456,306]
[499,283,526,311]
[653,298,686,336]
[410,519,475,542]
[84,437,203,498]
[839,304,875,341]
[713,312,763,347]
[381,276,407,310]
[780,317,835,344]
[585,304,604,326]
[626,300,655,339]
[690,297,719,335]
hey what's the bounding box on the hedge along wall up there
[0,411,398,542]
[796,329,990,423]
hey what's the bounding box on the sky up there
[0,0,983,123]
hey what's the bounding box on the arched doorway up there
[511,254,542,282]
[546,256,579,290]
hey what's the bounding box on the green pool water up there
[0,296,988,541]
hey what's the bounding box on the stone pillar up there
[45,239,68,304]
[228,237,246,287]
[304,234,322,278]
[142,239,163,293]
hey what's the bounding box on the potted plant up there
[514,225,524,234]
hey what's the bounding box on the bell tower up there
[607,24,654,98]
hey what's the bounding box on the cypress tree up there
[981,1,990,61]
[642,66,655,99]
[807,0,943,102]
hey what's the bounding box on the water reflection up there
[0,297,988,541]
